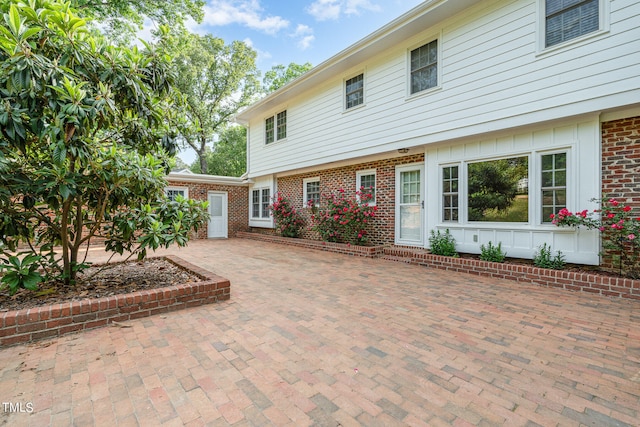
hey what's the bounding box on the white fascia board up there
[167,172,249,186]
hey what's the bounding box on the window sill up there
[536,29,609,58]
[405,85,442,102]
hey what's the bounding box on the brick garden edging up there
[0,256,230,347]
[383,247,640,300]
[239,232,640,300]
[237,231,385,257]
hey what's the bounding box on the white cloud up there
[306,0,381,21]
[291,24,315,50]
[201,0,289,35]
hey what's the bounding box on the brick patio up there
[1,239,639,426]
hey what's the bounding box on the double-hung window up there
[356,170,376,205]
[541,152,567,222]
[345,74,364,109]
[266,110,287,144]
[545,0,599,47]
[410,39,438,95]
[251,188,271,218]
[303,177,320,207]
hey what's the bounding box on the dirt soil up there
[0,258,202,313]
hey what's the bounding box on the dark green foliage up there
[479,241,507,262]
[0,1,208,287]
[0,254,42,295]
[468,157,528,221]
[428,229,458,257]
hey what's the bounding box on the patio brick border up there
[0,255,230,347]
[239,232,640,300]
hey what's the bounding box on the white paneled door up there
[396,164,424,246]
[208,192,228,238]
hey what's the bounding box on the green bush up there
[429,229,457,257]
[479,241,507,262]
[533,243,566,270]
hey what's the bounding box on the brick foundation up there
[276,154,424,246]
[0,256,230,347]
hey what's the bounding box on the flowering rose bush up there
[310,188,377,245]
[270,193,305,238]
[551,198,640,277]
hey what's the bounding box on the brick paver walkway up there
[1,239,639,426]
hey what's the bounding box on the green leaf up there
[7,4,22,37]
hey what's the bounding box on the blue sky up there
[172,0,425,165]
[186,0,425,73]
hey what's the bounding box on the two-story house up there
[235,0,640,265]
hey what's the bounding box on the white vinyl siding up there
[245,0,636,178]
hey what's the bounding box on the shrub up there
[310,188,377,245]
[479,241,506,262]
[533,243,565,270]
[551,197,639,277]
[429,229,457,257]
[270,193,305,238]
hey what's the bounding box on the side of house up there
[235,0,640,265]
[166,172,248,239]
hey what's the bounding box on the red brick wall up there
[600,115,640,270]
[167,180,249,238]
[275,154,424,246]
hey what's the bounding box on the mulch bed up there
[0,258,202,313]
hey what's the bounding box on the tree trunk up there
[199,150,208,174]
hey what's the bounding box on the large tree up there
[171,32,259,174]
[71,0,204,42]
[263,62,313,93]
[0,0,207,289]
[190,126,246,177]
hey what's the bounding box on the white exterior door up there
[396,164,424,246]
[208,192,228,238]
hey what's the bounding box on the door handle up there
[421,200,424,209]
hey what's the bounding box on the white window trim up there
[538,148,571,225]
[165,186,189,200]
[251,187,271,219]
[344,71,366,112]
[356,169,376,206]
[303,177,320,208]
[265,110,287,145]
[437,149,573,227]
[536,0,609,55]
[440,163,461,223]
[406,32,442,100]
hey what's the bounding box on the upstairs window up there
[266,110,287,144]
[345,74,364,109]
[545,0,599,47]
[410,40,438,94]
[276,111,287,140]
